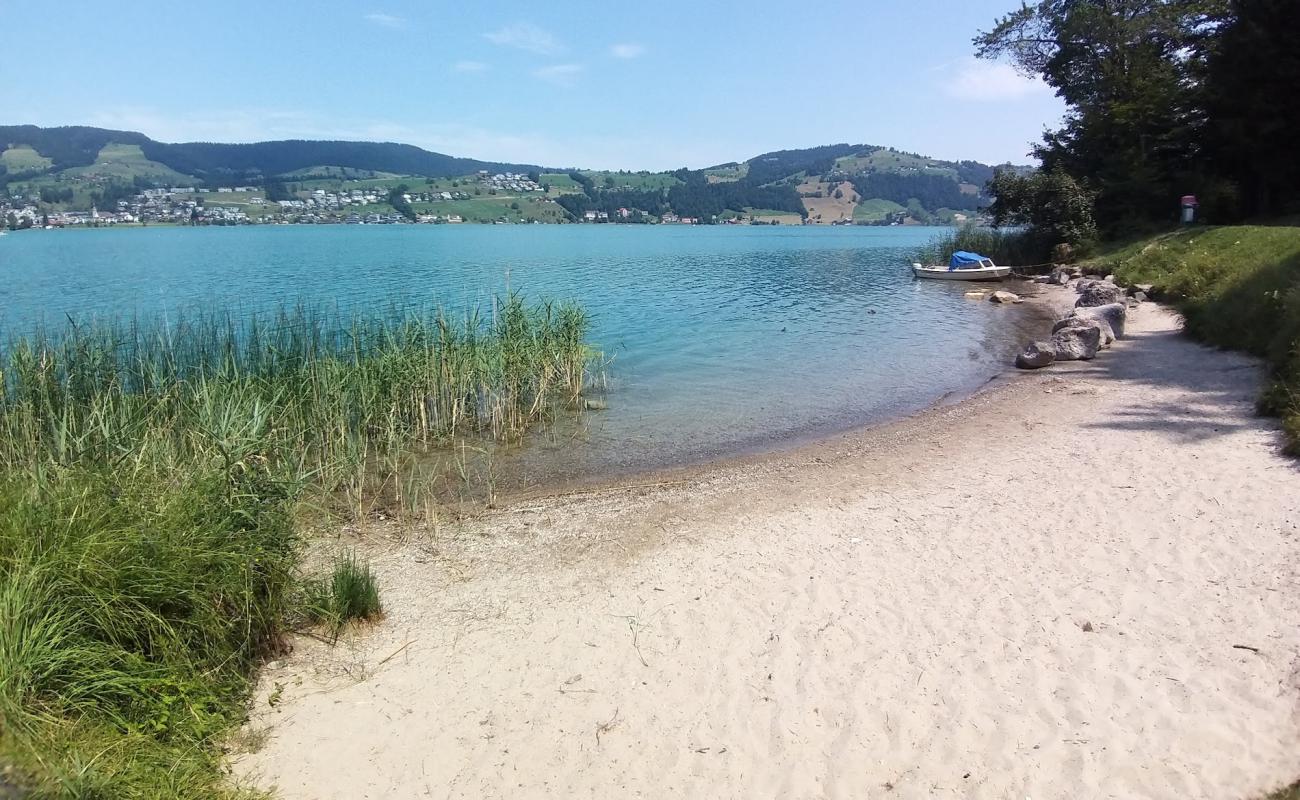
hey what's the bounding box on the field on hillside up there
[798,178,859,224]
[0,144,53,173]
[62,143,192,183]
[538,173,582,192]
[705,164,749,183]
[853,197,905,222]
[833,149,959,179]
[580,171,682,191]
[413,195,568,223]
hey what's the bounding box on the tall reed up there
[0,293,596,797]
[915,224,1045,267]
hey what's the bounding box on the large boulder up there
[1072,302,1127,338]
[1048,268,1072,286]
[1015,340,1056,370]
[1053,315,1114,348]
[989,290,1022,304]
[1052,325,1102,361]
[1076,281,1126,308]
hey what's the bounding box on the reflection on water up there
[0,225,1047,488]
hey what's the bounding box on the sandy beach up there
[238,296,1300,799]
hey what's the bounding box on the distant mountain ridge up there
[0,125,543,182]
[1,125,1027,224]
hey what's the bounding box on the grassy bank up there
[0,295,595,797]
[1088,225,1300,452]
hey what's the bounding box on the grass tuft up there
[304,552,383,633]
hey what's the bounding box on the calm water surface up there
[0,225,1044,484]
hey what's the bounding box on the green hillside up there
[1,125,1020,223]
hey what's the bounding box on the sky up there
[2,1,1066,170]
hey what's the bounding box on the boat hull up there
[911,265,1011,281]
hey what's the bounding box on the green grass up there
[579,170,682,191]
[304,552,383,635]
[834,149,958,179]
[852,197,905,222]
[424,196,566,223]
[0,295,595,796]
[704,164,748,182]
[63,143,192,184]
[1088,224,1300,452]
[537,173,582,193]
[0,145,53,174]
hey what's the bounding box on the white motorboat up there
[911,251,1011,281]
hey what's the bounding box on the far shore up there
[237,290,1300,799]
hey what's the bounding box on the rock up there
[1104,274,1116,283]
[584,398,608,411]
[1130,283,1154,296]
[1049,267,1072,285]
[1132,291,1149,304]
[1051,242,1075,264]
[1076,282,1126,308]
[1067,265,1083,278]
[1031,275,1051,284]
[1053,315,1114,348]
[1073,302,1127,338]
[1082,621,1095,633]
[1015,340,1056,369]
[989,290,1022,304]
[1052,325,1102,360]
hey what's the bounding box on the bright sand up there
[237,298,1300,799]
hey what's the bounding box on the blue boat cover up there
[949,251,988,270]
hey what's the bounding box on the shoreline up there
[238,295,1300,799]
[489,279,1069,506]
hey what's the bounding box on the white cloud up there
[609,43,646,59]
[484,22,564,56]
[364,12,406,29]
[943,59,1048,101]
[452,60,489,73]
[533,63,583,86]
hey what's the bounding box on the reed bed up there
[0,294,596,797]
[915,224,1044,268]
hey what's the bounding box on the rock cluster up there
[1014,272,1149,370]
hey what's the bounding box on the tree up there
[976,1,1231,232]
[987,168,1098,252]
[1201,0,1300,218]
[387,185,416,221]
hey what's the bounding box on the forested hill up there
[2,125,1018,223]
[0,125,541,183]
[556,144,1022,224]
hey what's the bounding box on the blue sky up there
[4,1,1065,170]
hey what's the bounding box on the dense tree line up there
[557,167,805,222]
[850,172,981,212]
[387,185,417,221]
[555,187,668,219]
[0,125,544,183]
[978,0,1299,239]
[666,171,804,219]
[742,144,862,185]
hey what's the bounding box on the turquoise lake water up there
[0,225,1045,484]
